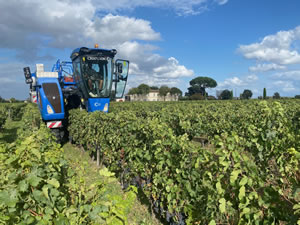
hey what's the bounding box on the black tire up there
[51,128,64,143]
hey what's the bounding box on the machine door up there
[114,59,129,98]
[73,56,113,99]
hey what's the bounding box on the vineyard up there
[69,99,300,224]
[0,100,300,224]
[0,103,26,129]
[0,104,138,224]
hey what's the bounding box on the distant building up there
[115,98,125,102]
[127,90,179,101]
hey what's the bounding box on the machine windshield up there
[81,56,112,98]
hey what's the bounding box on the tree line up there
[0,96,25,103]
[128,84,183,98]
[127,76,300,101]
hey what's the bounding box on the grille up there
[42,83,62,113]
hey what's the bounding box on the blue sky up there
[0,0,300,99]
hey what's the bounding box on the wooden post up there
[97,146,100,167]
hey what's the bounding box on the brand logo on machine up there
[87,56,108,61]
[94,102,101,107]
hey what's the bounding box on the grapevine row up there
[0,103,26,129]
[69,99,300,224]
[0,104,137,224]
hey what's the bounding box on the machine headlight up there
[47,105,54,114]
[104,103,108,112]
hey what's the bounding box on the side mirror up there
[117,63,123,74]
[23,67,33,84]
[114,59,129,99]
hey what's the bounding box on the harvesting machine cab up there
[23,45,129,139]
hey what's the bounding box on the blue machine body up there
[24,46,129,127]
[87,98,110,112]
[36,78,65,121]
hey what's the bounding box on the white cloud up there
[219,76,245,88]
[215,0,228,5]
[127,75,181,89]
[273,70,300,81]
[113,42,194,81]
[84,14,161,48]
[238,26,300,65]
[218,74,259,94]
[0,0,200,97]
[237,26,300,97]
[273,80,297,92]
[249,63,286,72]
[246,74,258,82]
[153,57,194,78]
[0,0,228,54]
[92,0,228,16]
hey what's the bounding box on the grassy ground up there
[63,142,162,225]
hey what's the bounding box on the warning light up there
[94,44,99,48]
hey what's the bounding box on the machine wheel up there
[51,128,64,143]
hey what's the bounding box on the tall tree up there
[186,76,217,98]
[263,88,267,99]
[273,92,280,99]
[220,90,231,100]
[170,87,182,96]
[230,90,233,99]
[128,87,139,95]
[241,89,253,99]
[150,86,159,90]
[10,98,17,103]
[159,85,170,101]
[137,84,150,95]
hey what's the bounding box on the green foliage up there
[170,87,182,96]
[137,84,150,95]
[127,87,139,95]
[128,84,151,95]
[273,92,281,99]
[159,85,170,100]
[0,104,137,224]
[241,89,253,99]
[263,87,267,99]
[220,89,232,100]
[0,103,26,129]
[186,76,217,97]
[189,93,205,100]
[207,95,217,100]
[9,98,17,103]
[69,99,300,224]
[0,96,5,103]
[150,86,159,90]
[0,107,6,129]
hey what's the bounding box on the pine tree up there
[263,88,267,99]
[230,90,233,99]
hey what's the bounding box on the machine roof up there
[70,47,117,61]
